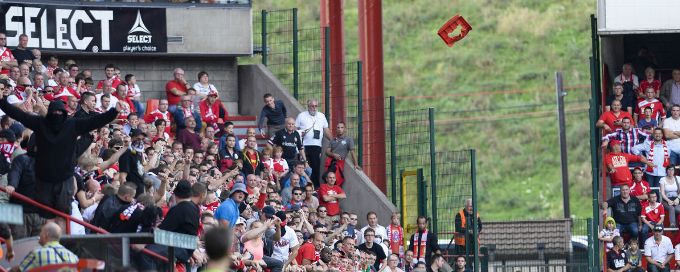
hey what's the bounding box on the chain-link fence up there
[434,151,474,237]
[385,104,432,211]
[246,9,327,105]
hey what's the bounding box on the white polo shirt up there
[664,117,680,152]
[295,111,328,147]
[645,235,674,263]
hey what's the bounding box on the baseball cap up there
[208,90,218,97]
[609,139,621,146]
[654,225,664,232]
[262,206,276,219]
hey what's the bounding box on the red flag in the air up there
[438,15,472,47]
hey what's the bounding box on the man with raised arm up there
[0,83,121,225]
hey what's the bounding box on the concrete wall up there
[237,64,305,117]
[166,8,252,55]
[72,56,239,114]
[238,64,397,227]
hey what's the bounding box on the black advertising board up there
[0,3,167,53]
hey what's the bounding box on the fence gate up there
[400,168,426,243]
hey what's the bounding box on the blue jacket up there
[173,107,202,133]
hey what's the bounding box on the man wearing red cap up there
[605,139,654,187]
[199,89,228,127]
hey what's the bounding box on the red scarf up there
[648,139,670,172]
[414,230,428,263]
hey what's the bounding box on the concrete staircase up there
[226,115,269,148]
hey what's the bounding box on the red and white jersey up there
[145,109,172,124]
[0,47,15,75]
[0,143,14,162]
[636,99,666,120]
[96,77,122,91]
[388,224,404,257]
[145,109,172,134]
[50,85,80,103]
[127,84,141,98]
[642,202,665,224]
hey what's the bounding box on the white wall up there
[599,0,680,34]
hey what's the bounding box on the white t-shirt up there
[295,111,328,147]
[271,226,299,262]
[663,117,680,151]
[644,235,674,263]
[70,200,86,235]
[193,82,217,97]
[614,73,640,88]
[95,93,119,110]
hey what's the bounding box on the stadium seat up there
[145,99,160,116]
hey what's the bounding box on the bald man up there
[165,68,191,111]
[14,222,78,271]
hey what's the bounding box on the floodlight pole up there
[556,72,570,219]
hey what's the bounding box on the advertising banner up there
[0,3,167,53]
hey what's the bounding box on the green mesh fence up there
[384,105,433,219]
[433,150,473,240]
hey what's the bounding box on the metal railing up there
[0,187,168,263]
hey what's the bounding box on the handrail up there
[0,187,168,263]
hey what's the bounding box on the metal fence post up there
[417,168,426,217]
[587,218,594,272]
[390,96,397,205]
[357,61,363,167]
[324,27,331,120]
[261,10,268,66]
[589,57,601,272]
[292,8,299,99]
[428,108,438,234]
[471,149,479,272]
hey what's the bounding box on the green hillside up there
[250,0,596,220]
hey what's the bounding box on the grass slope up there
[250,0,596,220]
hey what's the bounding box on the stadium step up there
[219,116,269,148]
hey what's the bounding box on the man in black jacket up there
[138,180,207,270]
[91,182,136,231]
[0,88,121,222]
[5,135,43,239]
[408,216,441,266]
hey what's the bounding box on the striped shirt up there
[602,128,650,154]
[19,241,79,271]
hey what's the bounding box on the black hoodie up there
[0,99,118,182]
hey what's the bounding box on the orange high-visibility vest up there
[455,209,479,246]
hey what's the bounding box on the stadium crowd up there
[0,33,474,272]
[597,57,680,272]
